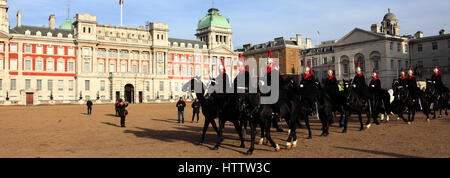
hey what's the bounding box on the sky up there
[6,0,450,49]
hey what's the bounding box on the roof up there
[59,18,73,30]
[239,39,300,53]
[383,9,398,21]
[168,38,207,48]
[409,33,450,43]
[197,8,231,29]
[10,25,73,38]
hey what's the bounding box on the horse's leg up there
[199,117,211,145]
[339,107,344,128]
[304,115,312,139]
[246,122,257,155]
[433,101,437,119]
[264,119,280,152]
[233,121,245,148]
[286,119,294,150]
[358,113,364,131]
[342,110,350,133]
[212,120,226,150]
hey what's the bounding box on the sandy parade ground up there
[0,103,448,158]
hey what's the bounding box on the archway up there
[124,84,135,103]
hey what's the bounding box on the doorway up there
[124,84,135,103]
[26,93,34,105]
[139,91,143,103]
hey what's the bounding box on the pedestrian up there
[118,99,129,127]
[115,100,120,117]
[191,98,201,123]
[86,99,93,115]
[176,97,186,124]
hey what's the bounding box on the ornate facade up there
[0,0,237,105]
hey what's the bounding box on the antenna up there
[68,0,70,18]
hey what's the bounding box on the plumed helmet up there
[408,66,413,75]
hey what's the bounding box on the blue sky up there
[7,0,450,48]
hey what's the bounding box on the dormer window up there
[173,42,178,47]
[47,32,52,37]
[180,43,185,47]
[36,31,42,36]
[25,30,31,36]
[68,34,73,38]
[194,44,199,48]
[57,33,63,38]
[187,43,193,48]
[203,45,207,49]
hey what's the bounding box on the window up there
[68,80,74,91]
[157,52,164,62]
[159,81,164,91]
[390,42,393,51]
[36,46,43,54]
[58,47,65,55]
[85,80,90,91]
[25,45,32,53]
[132,64,137,73]
[68,61,74,72]
[36,80,42,91]
[323,57,328,65]
[47,46,54,55]
[0,79,2,90]
[48,80,53,91]
[189,55,193,62]
[58,80,63,91]
[57,61,65,72]
[397,43,401,52]
[10,59,17,70]
[143,64,148,74]
[448,40,450,48]
[204,57,209,64]
[195,66,201,76]
[68,48,74,56]
[418,44,423,52]
[10,44,17,53]
[146,81,150,91]
[157,64,164,75]
[25,60,32,71]
[98,63,104,73]
[10,79,16,90]
[0,43,3,52]
[47,60,54,71]
[110,63,116,72]
[121,63,127,72]
[432,42,438,50]
[391,60,394,70]
[25,79,31,90]
[109,50,117,58]
[84,62,90,72]
[0,59,2,69]
[100,80,105,91]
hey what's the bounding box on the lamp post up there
[79,91,83,100]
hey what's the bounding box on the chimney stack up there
[17,10,21,27]
[296,34,303,46]
[371,24,380,33]
[415,31,423,39]
[305,38,312,48]
[49,14,55,29]
[439,29,445,36]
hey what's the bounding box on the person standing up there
[176,97,186,124]
[118,99,129,127]
[191,99,201,123]
[86,99,93,115]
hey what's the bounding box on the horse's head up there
[181,77,205,94]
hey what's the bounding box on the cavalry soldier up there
[352,61,370,99]
[369,68,381,93]
[234,54,250,93]
[264,50,283,132]
[406,66,420,100]
[399,67,408,86]
[324,65,339,102]
[300,61,319,115]
[431,65,448,93]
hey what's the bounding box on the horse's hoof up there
[307,136,312,140]
[245,151,253,155]
[258,138,264,145]
[375,122,380,125]
[360,128,364,131]
[342,130,347,133]
[275,144,281,152]
[292,141,297,148]
[407,122,412,125]
[426,119,430,123]
[366,124,371,129]
[286,145,292,150]
[198,142,203,146]
[264,140,269,145]
[240,144,245,148]
[212,146,219,150]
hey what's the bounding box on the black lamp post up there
[79,91,83,100]
[96,91,100,100]
[50,90,54,100]
[6,91,9,101]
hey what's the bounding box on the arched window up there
[340,55,350,79]
[354,53,365,72]
[370,51,381,73]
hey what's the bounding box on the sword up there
[368,99,372,116]
[418,98,423,110]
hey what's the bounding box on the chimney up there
[274,37,284,41]
[415,31,423,39]
[305,38,312,48]
[17,10,22,27]
[439,29,445,36]
[49,14,55,29]
[296,34,303,46]
[371,24,380,33]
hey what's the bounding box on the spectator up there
[191,99,201,123]
[176,97,186,124]
[118,99,129,127]
[86,99,93,115]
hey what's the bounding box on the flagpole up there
[120,3,123,26]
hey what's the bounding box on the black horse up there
[181,77,220,145]
[342,79,371,133]
[322,78,346,127]
[368,89,391,127]
[426,79,449,119]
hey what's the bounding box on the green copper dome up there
[197,8,231,29]
[59,18,73,30]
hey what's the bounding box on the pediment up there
[336,28,384,46]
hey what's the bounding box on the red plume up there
[239,54,246,73]
[220,57,226,74]
[409,66,413,71]
[357,61,360,67]
[268,50,273,59]
[373,68,377,73]
[329,65,332,70]
[401,67,405,73]
[435,64,440,76]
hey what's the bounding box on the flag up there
[119,0,124,5]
